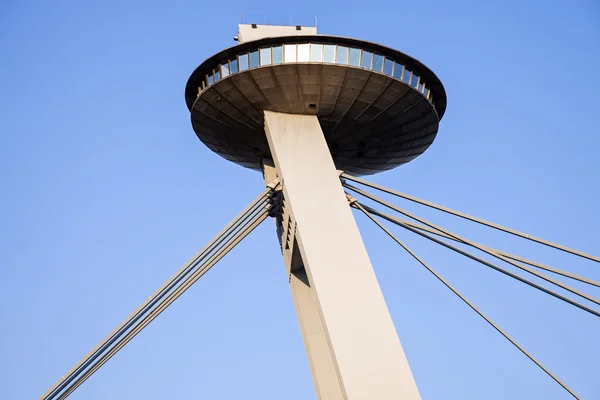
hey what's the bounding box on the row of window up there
[199,43,433,104]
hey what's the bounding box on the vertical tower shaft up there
[263,111,421,399]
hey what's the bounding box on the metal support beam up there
[352,202,600,319]
[41,189,273,400]
[341,173,600,264]
[353,201,580,400]
[345,184,600,308]
[362,211,600,288]
[58,209,269,399]
[264,110,420,399]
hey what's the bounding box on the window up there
[410,72,419,88]
[402,68,411,83]
[284,44,297,62]
[372,54,384,72]
[349,48,360,66]
[250,50,259,68]
[239,53,249,71]
[200,47,435,104]
[361,51,372,69]
[260,48,271,66]
[324,45,336,63]
[272,46,283,64]
[310,44,323,62]
[393,63,404,79]
[297,44,310,62]
[230,58,239,74]
[221,62,229,78]
[384,59,393,76]
[337,46,349,64]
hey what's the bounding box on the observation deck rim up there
[184,34,447,118]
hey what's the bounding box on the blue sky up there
[1,0,599,399]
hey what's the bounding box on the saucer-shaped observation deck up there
[185,34,447,175]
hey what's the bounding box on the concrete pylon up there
[262,110,421,400]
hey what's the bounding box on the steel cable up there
[341,173,599,264]
[354,201,580,399]
[42,184,276,400]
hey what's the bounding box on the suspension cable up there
[44,195,268,400]
[41,183,277,400]
[341,173,599,264]
[353,201,580,399]
[345,184,600,308]
[57,208,270,399]
[350,200,600,319]
[375,214,600,288]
